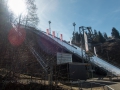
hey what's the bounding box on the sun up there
[8,0,27,16]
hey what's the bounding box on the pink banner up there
[52,31,55,38]
[46,29,49,35]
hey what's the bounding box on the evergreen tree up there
[94,29,98,36]
[72,31,75,42]
[79,32,82,42]
[72,31,82,43]
[93,30,99,43]
[111,27,120,38]
[104,33,108,40]
[75,32,79,43]
[98,31,105,43]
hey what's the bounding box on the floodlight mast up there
[48,20,53,85]
[73,22,76,43]
[48,21,51,34]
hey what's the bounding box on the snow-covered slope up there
[40,31,120,76]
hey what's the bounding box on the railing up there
[25,37,48,72]
[29,46,48,72]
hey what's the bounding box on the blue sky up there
[35,0,120,41]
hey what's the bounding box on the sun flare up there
[8,0,26,16]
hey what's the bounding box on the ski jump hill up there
[25,26,120,77]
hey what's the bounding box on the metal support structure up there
[86,27,93,38]
[73,22,76,43]
[79,26,86,63]
[79,26,94,63]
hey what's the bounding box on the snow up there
[34,30,120,76]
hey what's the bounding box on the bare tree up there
[25,0,39,27]
[10,0,39,28]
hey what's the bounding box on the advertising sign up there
[57,53,72,64]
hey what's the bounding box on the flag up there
[84,32,89,51]
[60,34,63,41]
[94,47,97,56]
[46,29,49,35]
[52,31,55,38]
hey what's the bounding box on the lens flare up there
[8,25,26,46]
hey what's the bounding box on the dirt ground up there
[0,77,120,90]
[1,69,120,90]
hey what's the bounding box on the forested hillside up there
[72,26,120,67]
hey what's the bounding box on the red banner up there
[52,31,55,38]
[60,34,63,41]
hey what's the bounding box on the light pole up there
[73,22,76,43]
[48,21,51,34]
[48,21,52,86]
